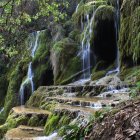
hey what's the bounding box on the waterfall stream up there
[20,31,40,105]
[80,10,97,80]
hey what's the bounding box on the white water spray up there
[76,4,79,13]
[80,9,97,80]
[20,31,40,105]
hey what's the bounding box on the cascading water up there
[70,5,98,85]
[81,10,97,80]
[106,0,120,76]
[20,31,40,105]
[76,3,79,13]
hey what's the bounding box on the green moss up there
[92,70,106,80]
[44,114,60,135]
[0,124,8,138]
[33,30,49,63]
[52,38,81,85]
[120,66,140,83]
[0,111,29,138]
[119,1,140,66]
[58,124,82,140]
[57,57,82,85]
[28,115,39,127]
[32,30,52,88]
[58,115,71,128]
[1,63,26,120]
[72,1,107,25]
[69,29,81,43]
[26,90,43,107]
[94,5,115,20]
[44,114,71,136]
[91,61,114,80]
[6,114,28,129]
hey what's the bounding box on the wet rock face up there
[91,6,117,66]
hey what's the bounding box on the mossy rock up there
[72,0,107,26]
[92,70,106,81]
[57,57,82,85]
[52,38,81,85]
[90,5,116,65]
[58,115,71,128]
[91,61,114,80]
[40,101,57,112]
[0,113,28,138]
[120,66,140,84]
[26,91,43,108]
[69,29,81,43]
[32,30,54,88]
[1,62,28,121]
[6,114,28,130]
[28,115,39,127]
[44,114,60,135]
[119,1,140,66]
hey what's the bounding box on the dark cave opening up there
[23,68,54,105]
[41,69,54,86]
[90,6,118,70]
[93,19,117,65]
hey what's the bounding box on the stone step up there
[4,125,61,140]
[45,96,120,108]
[54,104,101,116]
[37,85,106,97]
[4,125,44,140]
[36,84,133,98]
[11,106,51,116]
[6,106,51,129]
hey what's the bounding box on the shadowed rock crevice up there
[91,6,117,67]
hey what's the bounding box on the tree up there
[0,0,68,56]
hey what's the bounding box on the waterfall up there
[106,0,120,76]
[20,31,40,105]
[76,4,79,13]
[81,10,96,80]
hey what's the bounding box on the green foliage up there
[0,113,28,138]
[119,1,140,64]
[0,0,69,56]
[72,0,107,25]
[58,115,71,128]
[130,81,140,98]
[1,62,25,120]
[6,114,28,130]
[28,115,39,127]
[44,114,60,135]
[59,124,83,140]
[58,111,106,140]
[52,38,81,84]
[35,0,69,22]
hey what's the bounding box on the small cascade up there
[0,107,4,113]
[98,88,130,98]
[67,86,72,93]
[106,0,120,76]
[20,31,40,105]
[34,133,62,140]
[76,4,79,13]
[90,102,102,109]
[81,12,95,80]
